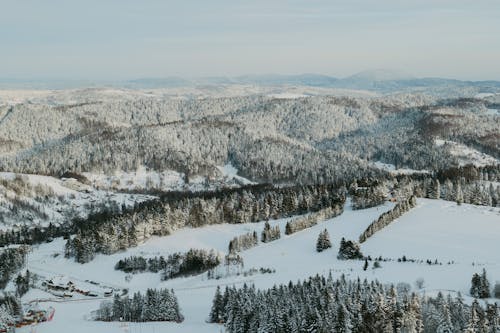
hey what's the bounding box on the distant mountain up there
[1,71,500,94]
[232,74,338,87]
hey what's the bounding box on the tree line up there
[359,195,417,243]
[209,274,500,333]
[114,249,220,280]
[0,246,29,289]
[95,289,183,323]
[65,183,345,263]
[285,204,344,235]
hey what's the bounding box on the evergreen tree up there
[316,229,332,252]
[337,238,363,260]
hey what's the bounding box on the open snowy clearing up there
[0,172,154,230]
[18,198,500,333]
[435,139,499,167]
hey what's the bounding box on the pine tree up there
[470,273,482,298]
[456,182,463,205]
[363,258,369,271]
[316,229,332,252]
[209,286,224,323]
[480,269,491,298]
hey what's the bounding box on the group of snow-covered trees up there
[209,274,500,333]
[0,222,70,248]
[0,246,29,289]
[470,269,491,299]
[337,237,364,260]
[228,231,258,253]
[4,93,498,191]
[114,249,220,280]
[261,221,281,243]
[95,289,183,323]
[285,204,344,235]
[350,182,387,210]
[359,195,417,243]
[14,270,31,297]
[0,293,22,328]
[65,184,345,263]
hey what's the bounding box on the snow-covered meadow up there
[17,198,500,333]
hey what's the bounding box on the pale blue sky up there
[1,0,499,80]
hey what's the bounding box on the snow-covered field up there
[17,198,500,333]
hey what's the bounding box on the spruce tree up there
[316,229,332,252]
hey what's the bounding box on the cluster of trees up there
[65,184,345,263]
[114,249,220,280]
[95,289,183,323]
[14,270,31,297]
[161,249,220,280]
[115,256,165,274]
[285,204,344,235]
[0,246,29,289]
[0,293,22,328]
[11,94,498,194]
[316,229,332,252]
[337,238,364,260]
[350,183,386,210]
[209,274,500,332]
[0,222,70,247]
[414,175,500,207]
[207,253,245,280]
[359,195,417,243]
[471,269,491,299]
[228,231,258,253]
[261,222,281,243]
[0,95,400,186]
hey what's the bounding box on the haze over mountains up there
[2,69,500,94]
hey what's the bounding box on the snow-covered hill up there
[15,198,500,333]
[0,172,154,230]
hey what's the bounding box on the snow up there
[435,139,499,167]
[486,108,499,116]
[83,167,186,192]
[17,198,500,332]
[474,93,496,98]
[267,93,309,99]
[82,164,254,193]
[371,161,429,175]
[216,163,254,185]
[0,172,154,231]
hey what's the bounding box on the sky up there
[1,0,499,81]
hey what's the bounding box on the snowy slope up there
[435,139,499,167]
[0,172,154,230]
[83,163,254,192]
[17,198,500,333]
